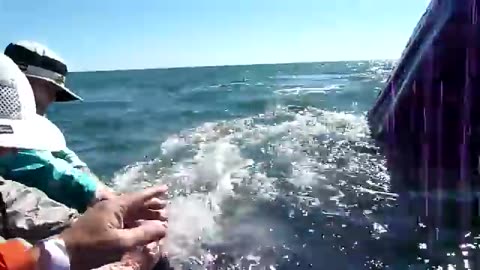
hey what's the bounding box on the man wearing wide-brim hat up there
[3,41,115,210]
[5,41,82,111]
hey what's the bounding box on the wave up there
[111,106,392,269]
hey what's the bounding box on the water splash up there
[112,106,389,269]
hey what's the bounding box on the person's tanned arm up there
[0,185,168,270]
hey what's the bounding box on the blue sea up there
[49,61,478,269]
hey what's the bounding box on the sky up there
[0,0,430,71]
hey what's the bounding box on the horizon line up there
[71,58,398,74]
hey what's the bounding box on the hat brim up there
[0,114,66,151]
[26,74,83,102]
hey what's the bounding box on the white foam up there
[275,85,342,95]
[112,106,372,267]
[165,194,221,264]
[111,162,150,191]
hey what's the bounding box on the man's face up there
[28,77,57,115]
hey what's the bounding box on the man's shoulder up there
[17,148,88,170]
[18,148,75,160]
[52,147,87,168]
[15,149,73,169]
[51,148,72,159]
[16,149,55,160]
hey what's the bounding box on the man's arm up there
[6,150,99,212]
[0,185,169,270]
[52,148,116,200]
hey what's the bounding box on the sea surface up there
[49,61,478,269]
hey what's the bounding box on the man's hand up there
[92,184,167,225]
[59,185,169,270]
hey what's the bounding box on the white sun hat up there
[0,54,66,151]
[4,41,82,102]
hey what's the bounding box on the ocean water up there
[48,61,475,269]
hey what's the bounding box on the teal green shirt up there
[0,149,97,212]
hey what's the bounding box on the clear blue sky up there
[1,0,430,71]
